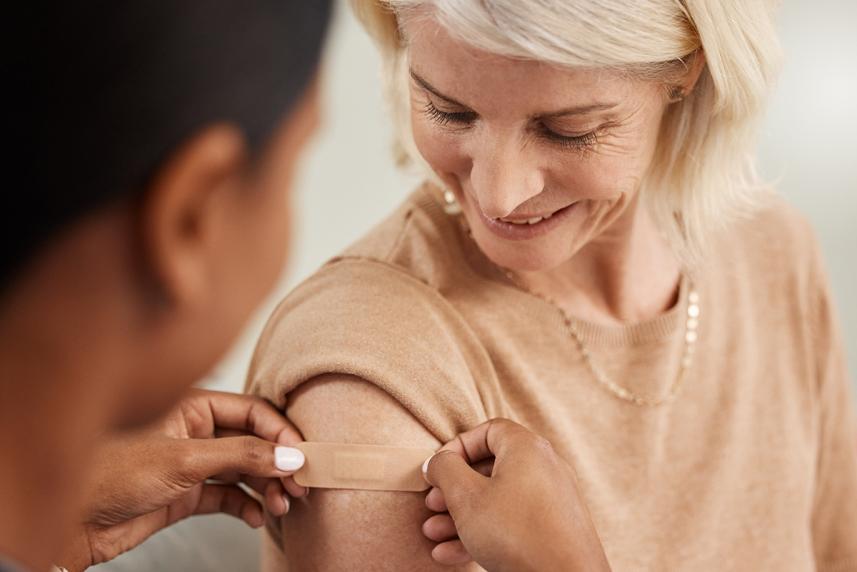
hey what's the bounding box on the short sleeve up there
[245,257,503,442]
[808,243,857,571]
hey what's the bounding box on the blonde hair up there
[352,0,781,262]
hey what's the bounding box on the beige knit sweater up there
[247,185,857,571]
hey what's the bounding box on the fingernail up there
[282,495,291,515]
[275,446,305,471]
[422,455,433,476]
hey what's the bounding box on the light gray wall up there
[757,2,857,373]
[95,1,856,570]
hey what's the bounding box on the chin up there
[475,232,576,273]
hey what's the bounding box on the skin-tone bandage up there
[294,442,436,492]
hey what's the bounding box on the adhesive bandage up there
[293,442,436,492]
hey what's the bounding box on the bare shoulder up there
[263,374,481,572]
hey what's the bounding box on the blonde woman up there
[247,1,857,570]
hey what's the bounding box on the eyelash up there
[422,100,474,127]
[421,100,600,150]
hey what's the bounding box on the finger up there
[216,468,304,504]
[188,389,303,445]
[282,476,308,499]
[214,471,305,498]
[240,475,276,498]
[422,513,458,542]
[193,484,265,529]
[442,418,538,470]
[213,427,308,465]
[425,486,447,512]
[422,450,485,504]
[213,427,248,440]
[264,479,290,516]
[425,457,492,513]
[431,540,472,566]
[181,436,305,482]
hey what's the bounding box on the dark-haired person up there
[1,2,331,570]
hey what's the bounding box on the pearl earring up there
[443,189,461,215]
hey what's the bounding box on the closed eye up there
[422,100,476,127]
[536,125,599,150]
[422,96,603,152]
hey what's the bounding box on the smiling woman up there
[367,0,780,266]
[246,0,857,570]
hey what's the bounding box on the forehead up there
[403,15,642,113]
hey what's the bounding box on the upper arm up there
[808,260,857,568]
[263,374,481,572]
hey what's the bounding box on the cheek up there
[247,183,292,295]
[553,115,665,201]
[548,154,643,202]
[565,125,663,200]
[411,113,469,177]
[217,182,292,327]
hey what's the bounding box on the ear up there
[677,50,707,99]
[139,123,248,309]
[685,50,707,91]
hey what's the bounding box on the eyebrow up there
[409,69,470,108]
[409,68,620,119]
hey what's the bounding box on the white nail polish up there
[422,455,433,475]
[282,495,291,514]
[275,446,305,471]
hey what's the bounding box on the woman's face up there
[406,18,672,272]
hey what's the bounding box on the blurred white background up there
[96,0,856,569]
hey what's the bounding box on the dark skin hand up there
[57,389,307,571]
[422,419,612,572]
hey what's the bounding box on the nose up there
[469,135,544,219]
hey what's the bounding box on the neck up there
[0,263,128,572]
[518,196,681,325]
[0,207,154,570]
[0,334,120,572]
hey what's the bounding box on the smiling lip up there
[479,202,579,241]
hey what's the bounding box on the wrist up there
[510,529,610,572]
[56,527,94,572]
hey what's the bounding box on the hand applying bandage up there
[56,389,307,571]
[421,419,612,572]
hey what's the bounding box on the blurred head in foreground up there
[2,1,332,427]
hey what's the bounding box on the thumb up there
[180,436,306,482]
[423,450,484,507]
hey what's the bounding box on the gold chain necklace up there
[500,267,699,407]
[446,191,699,406]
